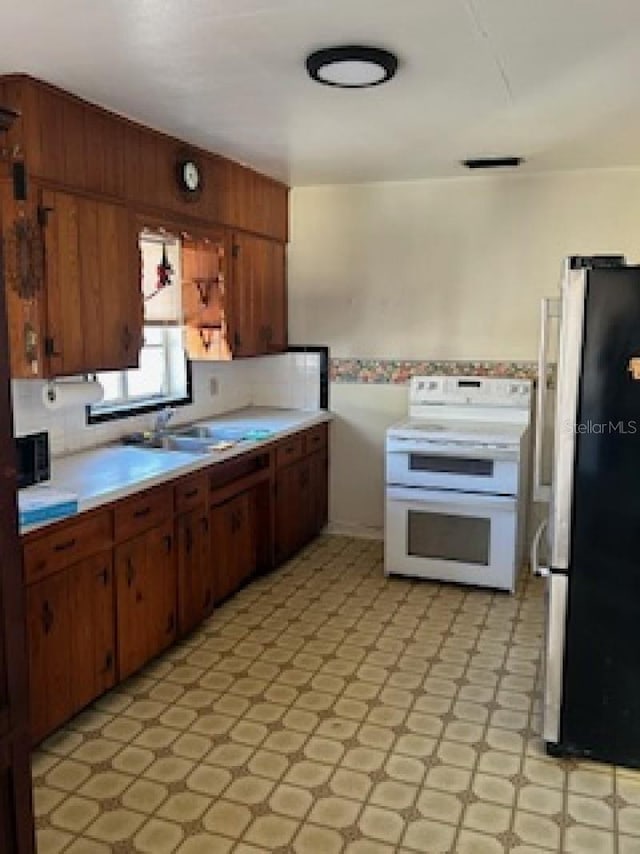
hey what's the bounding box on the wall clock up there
[176,157,202,197]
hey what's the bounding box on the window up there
[88,234,192,423]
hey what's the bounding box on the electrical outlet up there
[209,377,219,396]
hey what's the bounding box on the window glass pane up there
[96,371,123,403]
[140,236,182,323]
[142,326,164,347]
[127,344,167,399]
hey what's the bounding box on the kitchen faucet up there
[153,406,175,434]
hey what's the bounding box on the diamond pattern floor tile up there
[31,535,639,853]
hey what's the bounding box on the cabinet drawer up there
[276,435,304,469]
[303,424,328,454]
[24,511,112,584]
[114,486,174,542]
[175,473,208,513]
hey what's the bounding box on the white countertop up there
[21,407,332,535]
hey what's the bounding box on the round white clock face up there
[182,161,200,192]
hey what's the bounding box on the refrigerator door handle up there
[533,297,560,503]
[543,572,568,745]
[530,519,549,577]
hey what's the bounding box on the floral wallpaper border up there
[330,358,548,384]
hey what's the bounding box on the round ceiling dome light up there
[306,46,398,89]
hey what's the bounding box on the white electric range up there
[384,375,532,591]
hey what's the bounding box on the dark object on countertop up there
[16,430,50,488]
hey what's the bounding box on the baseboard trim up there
[325,521,384,540]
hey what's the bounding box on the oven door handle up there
[386,486,517,510]
[386,444,517,462]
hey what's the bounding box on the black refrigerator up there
[533,255,640,767]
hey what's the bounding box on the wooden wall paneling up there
[34,86,66,185]
[0,176,34,849]
[61,96,88,191]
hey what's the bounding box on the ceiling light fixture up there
[306,45,398,89]
[463,156,524,169]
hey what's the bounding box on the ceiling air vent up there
[462,156,523,170]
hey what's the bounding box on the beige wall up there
[288,168,640,534]
[289,168,640,361]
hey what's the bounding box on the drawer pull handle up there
[42,600,54,634]
[184,488,199,499]
[133,506,151,519]
[126,558,135,587]
[54,537,76,552]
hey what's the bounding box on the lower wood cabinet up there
[26,551,115,744]
[115,520,177,681]
[177,506,213,636]
[22,422,329,745]
[211,489,256,604]
[275,429,329,564]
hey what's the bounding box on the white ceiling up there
[2,0,640,186]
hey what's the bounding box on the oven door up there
[384,486,518,591]
[386,437,518,495]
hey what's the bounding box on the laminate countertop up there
[20,407,332,534]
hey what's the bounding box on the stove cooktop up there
[387,417,528,445]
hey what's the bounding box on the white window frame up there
[87,324,191,423]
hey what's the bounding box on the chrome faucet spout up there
[153,406,176,433]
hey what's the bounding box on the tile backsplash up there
[12,353,322,457]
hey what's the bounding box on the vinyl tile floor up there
[32,535,640,854]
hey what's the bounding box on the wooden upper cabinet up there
[230,232,287,357]
[0,75,288,242]
[42,188,142,376]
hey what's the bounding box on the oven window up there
[409,454,493,476]
[408,510,490,565]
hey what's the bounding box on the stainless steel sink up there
[160,435,226,454]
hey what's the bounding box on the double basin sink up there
[131,424,274,455]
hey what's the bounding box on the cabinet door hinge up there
[37,204,53,227]
[44,336,60,358]
[232,243,240,258]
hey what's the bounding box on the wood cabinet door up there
[26,571,72,744]
[309,449,329,538]
[43,189,142,376]
[115,533,150,680]
[177,508,213,636]
[229,232,259,357]
[263,240,287,354]
[116,522,177,680]
[211,491,257,603]
[146,520,178,659]
[234,490,256,587]
[274,460,305,564]
[230,232,287,357]
[211,499,235,603]
[69,552,115,712]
